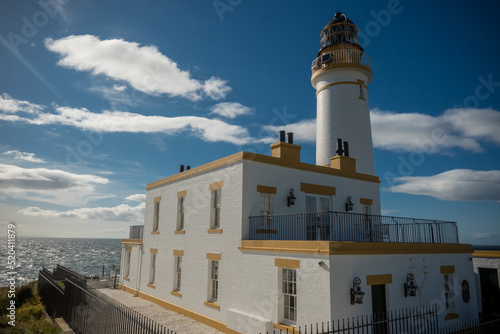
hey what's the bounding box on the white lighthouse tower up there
[312,12,375,175]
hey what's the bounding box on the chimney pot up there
[186,166,191,170]
[336,138,344,156]
[343,141,350,157]
[180,165,184,172]
[279,130,286,142]
[287,132,294,144]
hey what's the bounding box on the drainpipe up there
[135,244,143,296]
[119,245,125,286]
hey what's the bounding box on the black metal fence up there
[249,211,459,244]
[260,305,500,334]
[38,265,176,334]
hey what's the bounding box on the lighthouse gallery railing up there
[311,48,371,72]
[248,211,459,243]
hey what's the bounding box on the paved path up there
[97,288,224,334]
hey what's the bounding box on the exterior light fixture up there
[350,277,364,305]
[287,188,296,207]
[404,273,418,297]
[345,196,354,212]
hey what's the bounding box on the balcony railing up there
[248,211,459,244]
[312,48,371,73]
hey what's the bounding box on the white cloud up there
[2,101,253,145]
[4,150,46,163]
[45,35,231,101]
[444,108,500,145]
[388,169,500,202]
[210,102,253,119]
[85,194,116,204]
[370,108,483,153]
[126,194,146,203]
[262,119,317,144]
[0,93,44,114]
[473,232,500,239]
[18,203,145,223]
[0,163,109,206]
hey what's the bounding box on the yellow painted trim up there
[207,253,222,261]
[151,230,159,234]
[204,301,220,310]
[444,313,460,321]
[316,80,360,95]
[440,265,456,275]
[154,196,161,202]
[146,151,380,190]
[473,250,500,258]
[173,250,184,257]
[207,228,223,234]
[122,239,143,245]
[257,185,277,194]
[358,97,367,101]
[174,230,186,234]
[300,182,336,196]
[150,248,158,254]
[119,286,241,334]
[210,181,224,190]
[123,276,130,281]
[366,274,392,285]
[360,198,373,205]
[256,229,277,234]
[239,240,473,255]
[177,190,187,198]
[275,258,300,269]
[171,290,182,297]
[312,63,372,85]
[273,323,298,333]
[147,283,156,289]
[126,246,132,251]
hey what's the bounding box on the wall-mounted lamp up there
[404,273,418,297]
[350,277,364,305]
[287,188,296,207]
[345,196,354,212]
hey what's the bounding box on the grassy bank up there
[0,281,61,333]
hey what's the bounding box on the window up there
[211,189,221,228]
[124,249,131,277]
[149,253,156,284]
[443,274,455,311]
[153,201,160,232]
[177,196,185,231]
[282,268,297,324]
[209,260,219,302]
[174,256,182,291]
[260,193,272,227]
[359,84,365,99]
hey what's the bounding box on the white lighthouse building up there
[312,12,375,175]
[119,12,479,334]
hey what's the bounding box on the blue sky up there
[0,0,499,244]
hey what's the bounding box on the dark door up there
[371,284,387,334]
[479,268,500,316]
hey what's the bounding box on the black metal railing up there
[249,211,459,244]
[37,265,176,334]
[259,304,500,334]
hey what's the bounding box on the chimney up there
[180,165,184,172]
[271,131,301,162]
[279,130,286,142]
[343,141,349,157]
[336,138,344,156]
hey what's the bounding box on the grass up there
[0,281,62,334]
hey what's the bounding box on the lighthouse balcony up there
[311,48,371,73]
[248,211,459,244]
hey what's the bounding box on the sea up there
[1,237,122,287]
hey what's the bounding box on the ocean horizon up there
[1,237,122,287]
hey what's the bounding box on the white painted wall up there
[313,67,375,175]
[473,256,500,313]
[329,252,478,327]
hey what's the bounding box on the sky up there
[0,0,499,244]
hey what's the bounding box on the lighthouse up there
[311,12,375,175]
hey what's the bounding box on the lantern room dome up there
[319,12,362,55]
